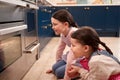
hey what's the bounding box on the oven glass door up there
[0,33,22,72]
[24,9,37,48]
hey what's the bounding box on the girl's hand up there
[67,65,80,78]
[46,69,53,74]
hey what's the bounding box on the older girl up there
[46,9,78,80]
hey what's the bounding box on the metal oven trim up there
[0,25,27,35]
[0,0,38,9]
[24,43,40,53]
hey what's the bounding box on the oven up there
[0,2,40,80]
[0,29,28,80]
[0,32,22,72]
[23,8,40,70]
[24,9,39,49]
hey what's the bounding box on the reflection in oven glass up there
[0,48,4,72]
[0,34,22,72]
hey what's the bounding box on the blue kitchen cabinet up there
[38,6,55,37]
[38,6,119,37]
[56,6,119,37]
[71,6,119,36]
[54,6,106,28]
[68,6,105,28]
[118,6,120,37]
[38,6,56,51]
[103,6,119,37]
[83,6,119,37]
[66,6,85,26]
[53,6,86,27]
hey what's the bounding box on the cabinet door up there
[53,6,86,27]
[68,6,85,26]
[104,6,119,36]
[44,6,119,37]
[66,6,106,29]
[118,6,120,37]
[38,7,54,37]
[83,6,119,37]
[83,6,105,30]
[70,6,119,37]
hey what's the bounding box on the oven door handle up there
[24,43,40,53]
[0,25,27,35]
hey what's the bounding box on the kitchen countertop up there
[46,0,120,6]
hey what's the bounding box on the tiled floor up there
[22,37,120,80]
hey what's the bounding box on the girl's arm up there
[56,38,66,61]
[63,50,75,80]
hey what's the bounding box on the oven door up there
[0,3,39,80]
[0,32,22,72]
[24,9,38,48]
[23,9,40,67]
[0,25,29,80]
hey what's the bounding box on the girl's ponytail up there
[99,41,113,55]
[70,22,78,28]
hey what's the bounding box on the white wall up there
[77,0,120,4]
[112,0,120,4]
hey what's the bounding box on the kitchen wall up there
[77,0,120,4]
[112,0,120,4]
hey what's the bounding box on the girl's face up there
[51,17,67,35]
[70,38,87,58]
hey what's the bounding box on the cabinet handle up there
[106,7,109,10]
[47,24,52,27]
[84,7,90,10]
[52,7,56,10]
[24,43,40,54]
[87,7,90,10]
[41,9,52,13]
[42,8,47,12]
[65,7,69,10]
[84,7,87,10]
[42,26,47,29]
[48,10,52,13]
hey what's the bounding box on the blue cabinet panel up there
[68,6,85,26]
[118,7,120,37]
[38,6,55,37]
[54,6,119,37]
[38,6,119,37]
[104,6,118,31]
[82,6,105,28]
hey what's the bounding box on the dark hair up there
[52,9,78,28]
[71,26,113,55]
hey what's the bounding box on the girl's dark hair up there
[52,9,78,27]
[71,26,113,55]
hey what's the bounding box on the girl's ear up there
[84,45,90,52]
[64,22,69,26]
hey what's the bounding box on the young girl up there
[68,26,120,80]
[46,9,78,80]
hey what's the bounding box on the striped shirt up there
[56,27,77,61]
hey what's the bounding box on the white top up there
[79,54,120,80]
